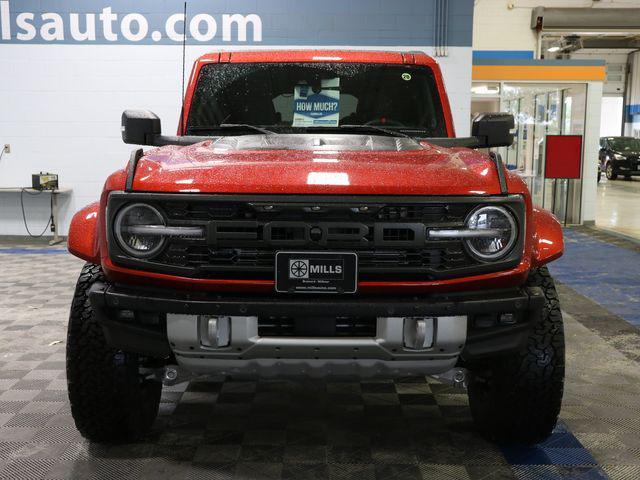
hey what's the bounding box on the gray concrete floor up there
[596,177,640,241]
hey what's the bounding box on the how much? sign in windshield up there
[292,78,340,127]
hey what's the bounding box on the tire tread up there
[66,263,161,442]
[468,266,565,444]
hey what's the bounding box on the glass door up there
[531,93,548,206]
[544,91,562,210]
[499,83,587,222]
[505,99,521,169]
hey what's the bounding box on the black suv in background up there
[600,136,640,180]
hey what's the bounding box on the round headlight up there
[464,206,517,260]
[114,203,166,258]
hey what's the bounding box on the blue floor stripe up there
[501,422,608,478]
[549,228,640,327]
[0,248,68,255]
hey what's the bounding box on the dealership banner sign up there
[0,0,473,46]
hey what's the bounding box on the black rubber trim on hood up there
[490,152,508,194]
[125,148,144,192]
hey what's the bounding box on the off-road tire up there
[467,266,565,444]
[66,263,162,442]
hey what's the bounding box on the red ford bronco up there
[66,50,565,444]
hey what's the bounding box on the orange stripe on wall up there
[472,65,606,81]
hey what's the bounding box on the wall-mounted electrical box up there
[31,172,59,191]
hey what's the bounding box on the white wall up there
[473,1,537,52]
[0,45,185,237]
[473,0,640,53]
[0,44,472,236]
[433,48,473,137]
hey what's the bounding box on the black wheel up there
[597,168,601,183]
[605,162,617,180]
[467,267,565,444]
[66,263,162,442]
[625,175,632,181]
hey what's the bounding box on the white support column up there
[581,81,603,225]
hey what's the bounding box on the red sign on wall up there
[544,135,583,179]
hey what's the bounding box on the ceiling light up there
[471,85,500,95]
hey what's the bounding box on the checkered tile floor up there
[1,237,640,480]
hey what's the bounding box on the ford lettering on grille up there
[207,221,426,248]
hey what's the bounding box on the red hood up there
[131,139,503,195]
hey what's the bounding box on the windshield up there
[608,137,640,152]
[186,62,447,137]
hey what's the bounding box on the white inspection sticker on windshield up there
[292,78,340,127]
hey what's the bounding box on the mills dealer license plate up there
[275,251,358,294]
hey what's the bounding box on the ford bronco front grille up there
[107,193,525,281]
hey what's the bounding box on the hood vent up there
[209,134,422,152]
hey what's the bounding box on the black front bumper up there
[613,159,640,175]
[88,282,544,362]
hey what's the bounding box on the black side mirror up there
[121,110,161,145]
[472,113,514,148]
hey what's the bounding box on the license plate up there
[275,252,358,294]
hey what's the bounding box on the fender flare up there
[67,202,100,264]
[531,207,564,268]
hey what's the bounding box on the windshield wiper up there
[187,124,276,135]
[310,124,410,139]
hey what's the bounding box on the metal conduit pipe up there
[434,0,449,57]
